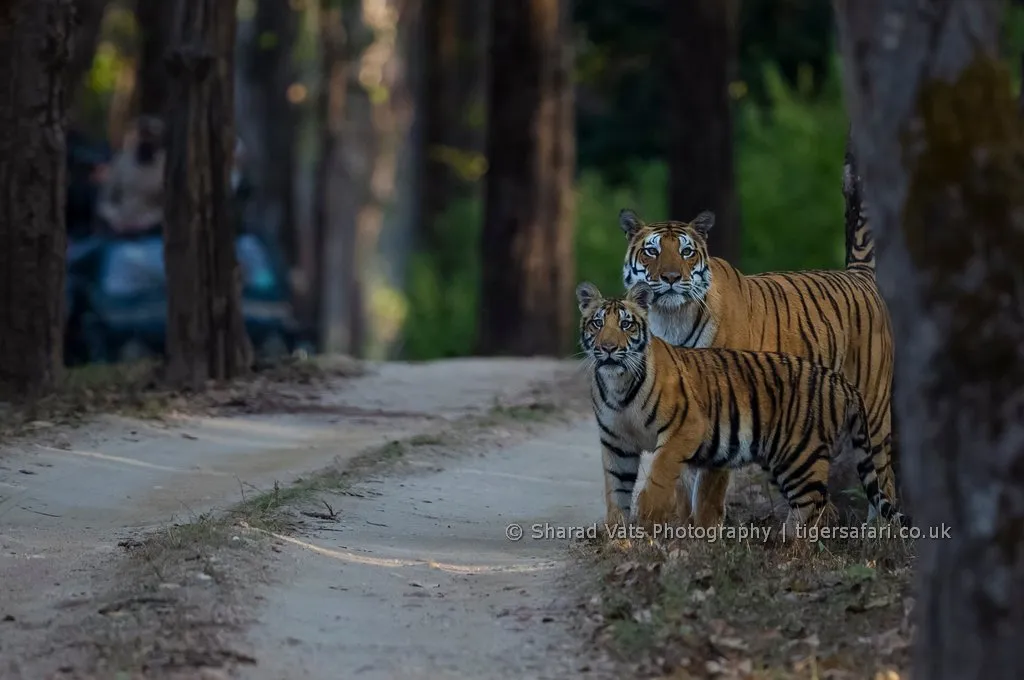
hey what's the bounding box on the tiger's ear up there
[576,281,602,312]
[691,210,715,237]
[619,208,644,238]
[627,282,654,310]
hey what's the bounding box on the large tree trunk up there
[420,0,488,253]
[313,0,361,355]
[67,0,108,94]
[316,0,419,359]
[235,0,299,263]
[477,0,575,356]
[833,1,1023,678]
[132,0,176,118]
[163,0,252,388]
[0,0,73,398]
[664,0,740,262]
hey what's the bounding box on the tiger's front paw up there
[693,502,726,529]
[636,487,674,531]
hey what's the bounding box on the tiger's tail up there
[844,388,911,528]
[843,130,876,274]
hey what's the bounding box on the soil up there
[1,358,605,679]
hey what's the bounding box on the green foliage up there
[735,61,847,273]
[400,60,850,360]
[399,199,482,360]
[574,162,669,297]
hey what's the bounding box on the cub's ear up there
[576,281,602,312]
[627,282,654,310]
[691,210,715,237]
[619,208,644,238]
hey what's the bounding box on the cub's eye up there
[643,246,658,258]
[620,319,634,331]
[588,318,603,330]
[682,246,695,258]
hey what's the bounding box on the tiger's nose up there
[598,342,618,354]
[661,272,682,284]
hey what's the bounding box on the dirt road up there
[245,420,607,680]
[0,358,617,679]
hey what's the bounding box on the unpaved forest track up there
[1,358,608,679]
[244,419,611,680]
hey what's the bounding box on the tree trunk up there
[313,0,361,355]
[833,1,1024,678]
[477,0,575,356]
[132,0,176,118]
[664,0,740,262]
[163,0,252,388]
[234,0,299,263]
[420,0,488,254]
[0,0,74,398]
[67,0,108,94]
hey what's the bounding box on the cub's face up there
[619,209,714,309]
[576,282,653,371]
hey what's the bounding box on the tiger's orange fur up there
[576,281,907,533]
[618,172,895,527]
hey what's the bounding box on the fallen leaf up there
[408,581,440,589]
[786,577,815,593]
[709,634,749,653]
[614,560,640,576]
[847,595,895,613]
[691,586,715,603]
[632,608,652,624]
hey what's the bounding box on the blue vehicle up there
[66,232,313,364]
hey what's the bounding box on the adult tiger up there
[618,154,895,527]
[575,280,907,533]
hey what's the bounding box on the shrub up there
[399,61,849,360]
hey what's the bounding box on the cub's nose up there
[661,272,682,284]
[598,342,618,354]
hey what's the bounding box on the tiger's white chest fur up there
[648,302,718,349]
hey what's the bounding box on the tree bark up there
[132,0,176,118]
[477,0,575,356]
[664,0,740,262]
[833,1,1024,678]
[313,0,361,355]
[163,0,252,388]
[234,0,299,263]
[420,0,488,253]
[67,0,108,94]
[0,0,73,398]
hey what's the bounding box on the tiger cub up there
[575,280,909,532]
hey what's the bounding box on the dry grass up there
[574,503,916,680]
[0,354,366,437]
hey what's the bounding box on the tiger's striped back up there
[668,346,903,526]
[576,281,908,532]
[617,204,897,527]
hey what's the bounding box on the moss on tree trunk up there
[835,1,1024,676]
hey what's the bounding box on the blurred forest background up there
[64,0,1024,362]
